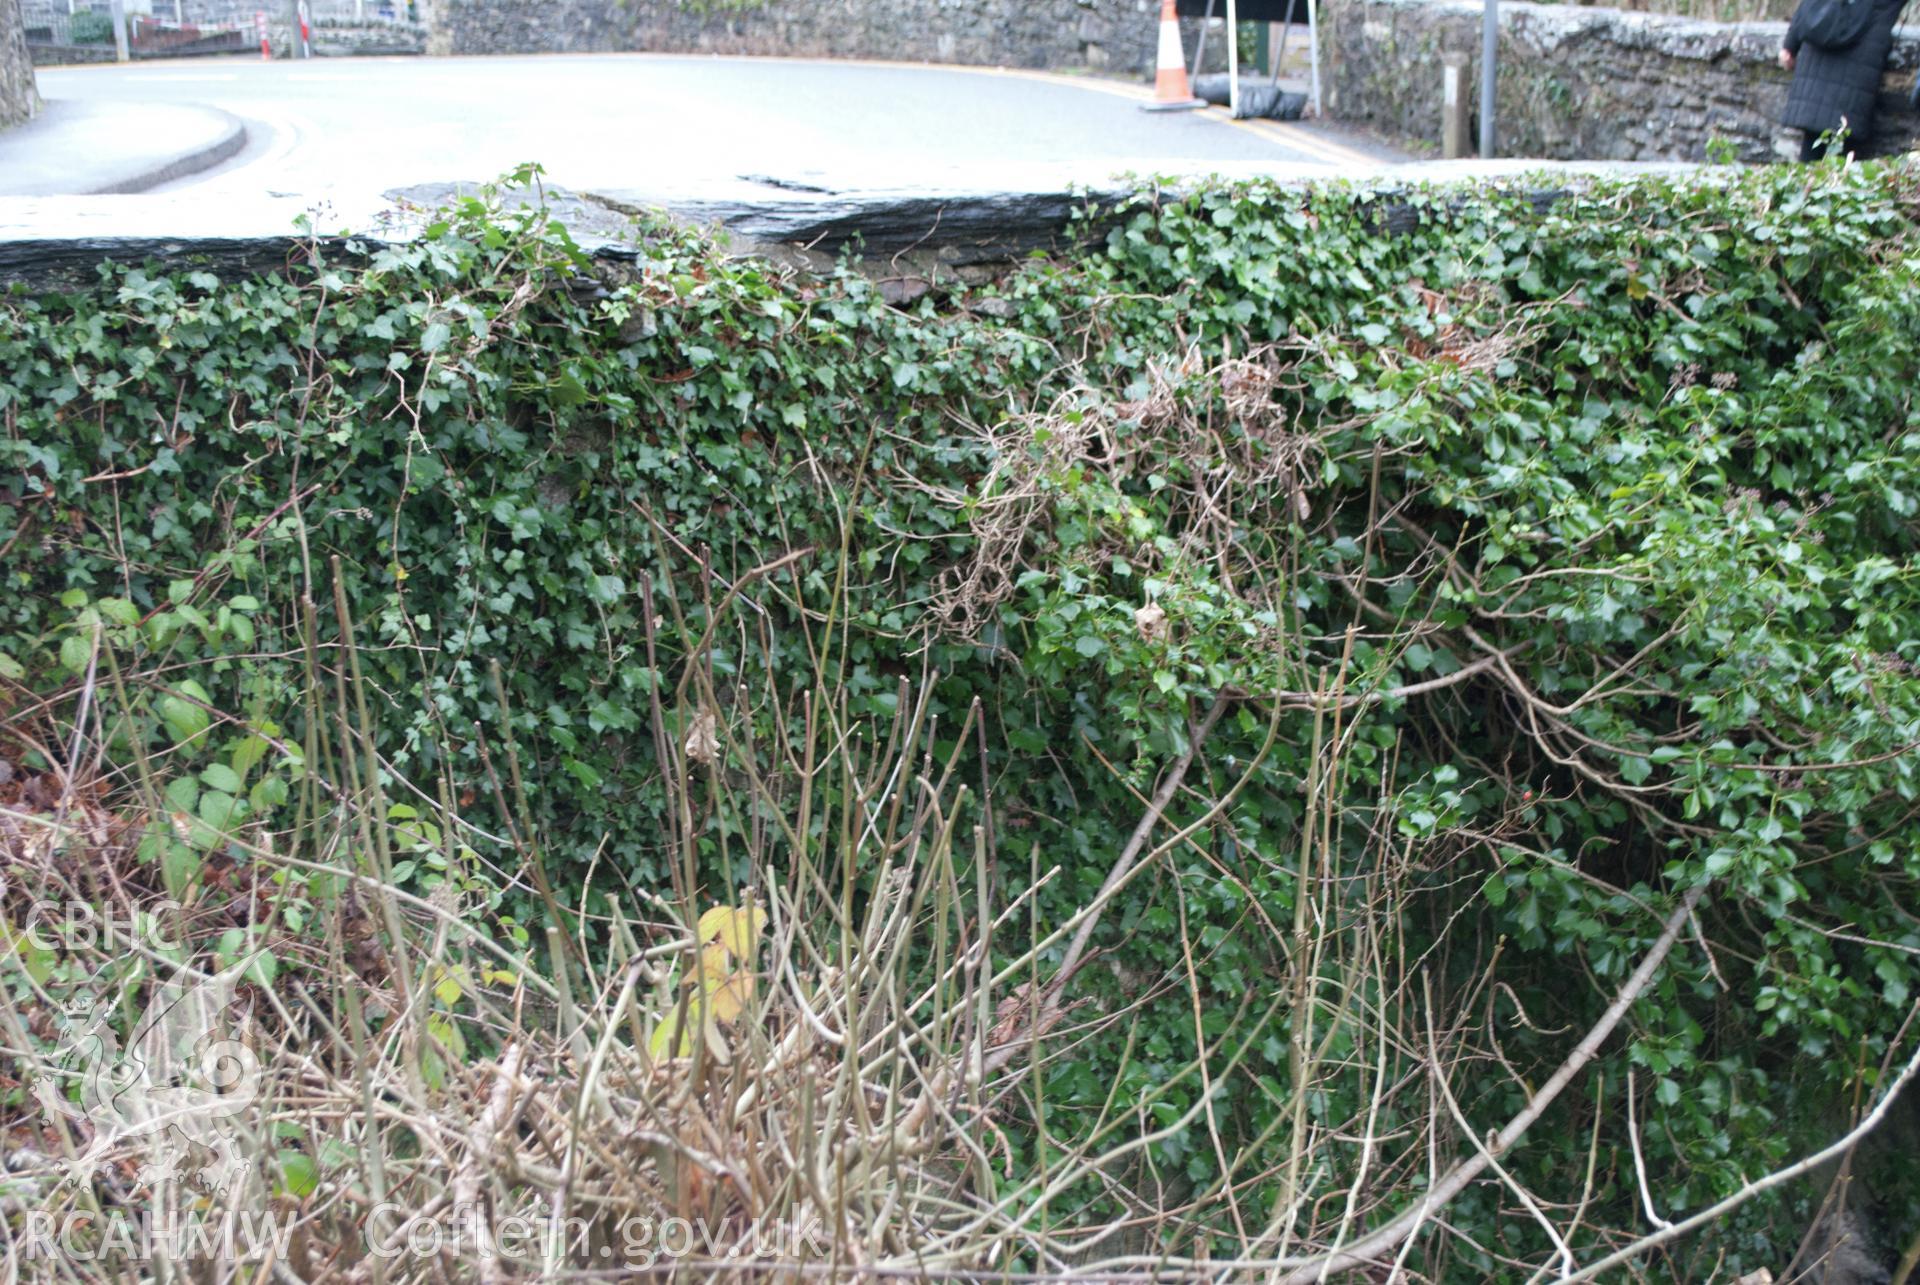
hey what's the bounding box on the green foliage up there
[66,10,115,42]
[5,160,1920,1275]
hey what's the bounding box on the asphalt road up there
[34,54,1392,199]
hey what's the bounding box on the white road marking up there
[60,72,241,81]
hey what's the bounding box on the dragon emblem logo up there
[31,953,262,1196]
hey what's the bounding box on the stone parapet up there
[1322,0,1918,161]
[437,0,1164,76]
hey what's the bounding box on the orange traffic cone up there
[1142,0,1204,112]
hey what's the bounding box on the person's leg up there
[1800,130,1822,161]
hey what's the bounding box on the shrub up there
[4,160,1920,1279]
[67,10,116,43]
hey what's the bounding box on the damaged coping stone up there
[0,165,1699,290]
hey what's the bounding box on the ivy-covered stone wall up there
[8,164,1920,1278]
[437,0,1163,74]
[1323,0,1920,162]
[1,0,39,129]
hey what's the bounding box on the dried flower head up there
[684,706,720,768]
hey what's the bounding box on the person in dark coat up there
[1779,0,1909,159]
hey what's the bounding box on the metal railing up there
[23,0,414,56]
[306,0,418,21]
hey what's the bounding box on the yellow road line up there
[1259,126,1375,167]
[1201,107,1381,167]
[658,56,1382,165]
[741,58,1376,165]
[817,60,1379,166]
[944,64,1158,102]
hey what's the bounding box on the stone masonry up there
[439,0,1164,75]
[2,0,39,128]
[1323,0,1919,161]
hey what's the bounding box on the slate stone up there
[0,165,1693,290]
[1326,0,1919,163]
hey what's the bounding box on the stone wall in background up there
[437,0,1163,75]
[2,0,40,128]
[22,42,114,64]
[1323,0,1919,161]
[310,18,427,55]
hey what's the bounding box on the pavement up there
[0,52,1694,288]
[0,98,245,196]
[14,53,1404,202]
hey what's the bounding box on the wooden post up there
[1442,51,1471,157]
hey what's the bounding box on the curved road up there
[37,54,1391,199]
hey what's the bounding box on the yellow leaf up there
[433,968,464,1007]
[685,944,740,1016]
[692,941,733,989]
[680,941,757,1024]
[695,903,767,959]
[648,1010,692,1060]
[719,973,754,1022]
[708,970,755,1024]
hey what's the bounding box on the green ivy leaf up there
[159,681,213,748]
